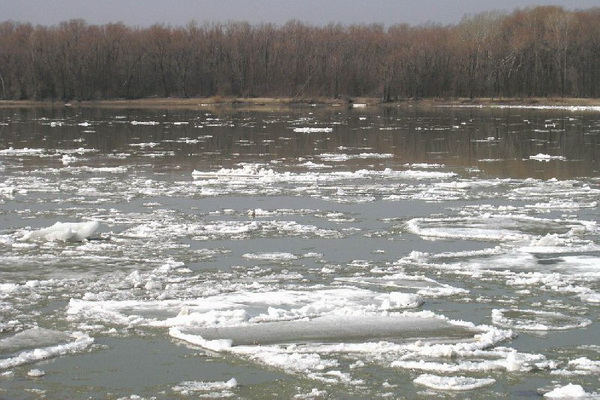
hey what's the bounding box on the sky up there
[1,0,598,27]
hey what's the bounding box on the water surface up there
[0,105,598,399]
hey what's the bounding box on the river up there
[0,104,598,399]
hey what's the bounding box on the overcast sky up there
[2,0,598,27]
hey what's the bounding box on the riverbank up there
[2,96,600,110]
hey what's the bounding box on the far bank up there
[2,97,600,111]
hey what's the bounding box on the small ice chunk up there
[27,369,46,377]
[293,127,333,133]
[178,306,190,316]
[544,383,591,398]
[169,327,233,352]
[414,374,496,390]
[144,280,163,291]
[242,252,298,261]
[0,185,15,195]
[61,154,78,165]
[294,388,328,399]
[530,153,566,162]
[568,357,600,373]
[172,377,237,394]
[23,221,100,242]
[130,121,160,126]
[530,233,562,247]
[0,147,45,156]
[380,292,424,309]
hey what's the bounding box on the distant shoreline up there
[2,97,600,110]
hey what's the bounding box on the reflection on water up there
[0,105,598,399]
[1,105,598,179]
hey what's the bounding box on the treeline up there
[1,6,599,101]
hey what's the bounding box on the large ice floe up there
[65,279,526,387]
[191,164,456,185]
[170,314,476,348]
[0,327,93,370]
[492,309,592,331]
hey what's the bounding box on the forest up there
[0,6,599,101]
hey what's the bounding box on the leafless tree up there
[0,7,599,101]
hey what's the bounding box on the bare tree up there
[0,7,598,101]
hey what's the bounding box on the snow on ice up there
[22,221,100,242]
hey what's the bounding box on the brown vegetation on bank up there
[1,6,599,102]
[4,96,600,112]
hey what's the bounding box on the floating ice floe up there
[192,164,275,180]
[22,221,100,242]
[413,373,496,391]
[0,147,45,156]
[551,357,600,377]
[64,166,128,174]
[335,273,465,297]
[0,327,71,354]
[568,357,600,373]
[526,200,598,210]
[405,216,532,242]
[61,284,520,383]
[172,378,237,395]
[492,309,592,331]
[293,127,333,133]
[129,142,159,148]
[0,184,15,196]
[530,153,566,162]
[191,165,455,186]
[0,327,93,370]
[242,252,298,261]
[130,121,160,126]
[543,383,598,398]
[447,104,600,112]
[170,314,469,348]
[299,161,331,169]
[380,292,424,309]
[317,152,394,162]
[27,369,46,377]
[61,154,78,165]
